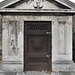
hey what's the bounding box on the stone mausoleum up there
[0,0,75,75]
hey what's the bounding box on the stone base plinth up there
[2,62,23,72]
[52,61,74,72]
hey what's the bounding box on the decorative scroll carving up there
[8,21,17,55]
[58,21,66,55]
[28,24,48,30]
[58,21,66,25]
[33,0,43,9]
[57,16,69,22]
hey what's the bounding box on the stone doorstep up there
[16,71,75,75]
[0,71,75,75]
[0,71,51,75]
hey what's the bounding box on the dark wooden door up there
[24,21,52,71]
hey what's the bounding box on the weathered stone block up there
[2,63,23,72]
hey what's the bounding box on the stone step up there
[16,71,51,75]
[0,71,75,75]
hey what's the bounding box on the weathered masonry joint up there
[0,0,75,75]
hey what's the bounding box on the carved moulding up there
[8,21,18,55]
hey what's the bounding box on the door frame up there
[24,21,52,72]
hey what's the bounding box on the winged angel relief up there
[33,0,44,9]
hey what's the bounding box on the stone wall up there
[0,15,2,34]
[73,15,75,63]
[73,15,75,31]
[2,14,73,72]
[0,15,2,62]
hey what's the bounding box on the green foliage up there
[73,30,75,62]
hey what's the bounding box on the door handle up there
[46,32,51,35]
[46,55,50,58]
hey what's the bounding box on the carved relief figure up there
[9,21,17,55]
[33,0,43,9]
[10,39,16,55]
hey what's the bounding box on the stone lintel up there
[0,9,75,14]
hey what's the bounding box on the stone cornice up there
[0,9,74,14]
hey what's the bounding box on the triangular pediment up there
[14,0,60,9]
[0,0,75,9]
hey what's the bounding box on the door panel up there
[24,21,52,71]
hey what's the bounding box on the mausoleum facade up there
[0,0,75,75]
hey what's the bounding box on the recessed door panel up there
[24,21,52,71]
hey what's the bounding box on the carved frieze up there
[57,16,69,22]
[58,21,66,25]
[8,21,17,55]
